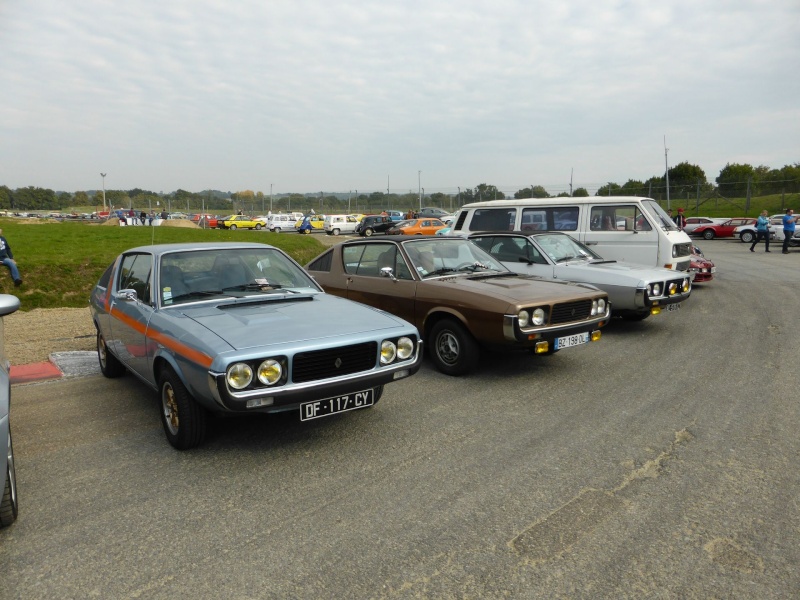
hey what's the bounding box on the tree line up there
[1,161,797,214]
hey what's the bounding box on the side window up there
[525,240,548,264]
[590,205,650,231]
[469,208,517,231]
[343,244,396,277]
[118,253,152,304]
[307,249,333,273]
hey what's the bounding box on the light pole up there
[418,171,421,213]
[100,173,107,212]
[270,183,273,213]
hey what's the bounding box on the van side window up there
[469,208,516,231]
[590,205,651,231]
[521,207,578,231]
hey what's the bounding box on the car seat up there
[160,264,189,300]
[213,255,248,289]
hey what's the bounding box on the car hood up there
[423,273,601,304]
[558,260,683,285]
[178,294,412,351]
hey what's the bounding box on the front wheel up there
[273,227,281,233]
[97,331,125,378]
[332,228,340,236]
[158,366,208,450]
[255,223,262,230]
[0,432,18,527]
[230,224,237,230]
[740,231,754,243]
[364,228,374,237]
[429,319,479,376]
[702,229,714,240]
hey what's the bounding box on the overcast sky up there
[1,0,797,196]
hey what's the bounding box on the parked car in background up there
[691,218,755,240]
[306,236,610,376]
[294,215,325,232]
[1,294,21,528]
[418,207,450,219]
[324,214,360,235]
[387,219,448,235]
[386,210,405,222]
[190,214,218,229]
[355,215,394,237]
[682,217,728,234]
[89,242,422,449]
[469,231,691,321]
[219,215,264,230]
[733,222,779,244]
[267,214,295,232]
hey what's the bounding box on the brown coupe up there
[306,236,610,376]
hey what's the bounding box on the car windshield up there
[402,238,507,278]
[533,233,601,263]
[641,200,679,231]
[159,248,320,306]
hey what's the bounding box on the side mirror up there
[379,266,396,280]
[115,289,138,302]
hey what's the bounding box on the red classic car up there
[691,218,755,240]
[689,245,715,283]
[190,214,219,229]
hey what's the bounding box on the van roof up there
[461,196,655,209]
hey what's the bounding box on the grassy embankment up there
[0,219,326,310]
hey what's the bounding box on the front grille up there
[550,300,593,325]
[292,342,377,383]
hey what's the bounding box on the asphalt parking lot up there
[2,238,800,598]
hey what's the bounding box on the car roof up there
[124,241,274,256]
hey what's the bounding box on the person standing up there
[750,210,771,252]
[0,229,22,286]
[782,208,798,254]
[673,207,687,229]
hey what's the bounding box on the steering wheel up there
[455,262,478,271]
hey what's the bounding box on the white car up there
[1,294,21,527]
[324,214,360,236]
[267,214,295,232]
[733,222,779,244]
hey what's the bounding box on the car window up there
[343,243,397,277]
[118,253,152,304]
[469,208,516,231]
[591,205,651,232]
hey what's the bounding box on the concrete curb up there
[10,351,100,384]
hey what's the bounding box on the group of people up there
[749,208,798,254]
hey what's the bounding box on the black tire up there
[274,227,281,233]
[702,229,714,240]
[429,319,479,376]
[158,366,208,450]
[97,331,126,378]
[332,228,340,236]
[230,224,237,230]
[740,231,754,243]
[364,227,374,237]
[0,431,18,527]
[255,223,262,230]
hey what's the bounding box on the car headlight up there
[597,298,606,314]
[668,282,678,295]
[649,283,662,297]
[396,337,414,360]
[380,340,397,364]
[227,362,253,390]
[532,308,546,326]
[518,310,530,328]
[257,359,282,386]
[682,278,691,292]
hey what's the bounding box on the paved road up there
[2,239,799,598]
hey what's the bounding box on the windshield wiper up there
[555,255,577,263]
[222,282,286,292]
[425,268,456,277]
[456,262,492,272]
[171,290,224,302]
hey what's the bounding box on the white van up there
[324,214,360,235]
[450,196,693,271]
[267,214,295,232]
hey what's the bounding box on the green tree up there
[715,163,754,197]
[73,191,90,206]
[514,185,549,199]
[573,187,590,197]
[474,183,503,201]
[596,183,622,196]
[0,185,11,209]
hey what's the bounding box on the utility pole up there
[100,173,107,212]
[418,171,422,212]
[664,135,671,210]
[570,168,574,196]
[270,183,273,213]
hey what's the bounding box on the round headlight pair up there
[518,308,546,328]
[381,337,414,365]
[227,359,283,390]
[591,298,607,315]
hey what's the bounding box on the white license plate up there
[666,303,682,312]
[554,332,589,350]
[300,389,374,421]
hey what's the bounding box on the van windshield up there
[642,200,679,231]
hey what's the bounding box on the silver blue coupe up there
[470,231,691,321]
[90,242,422,449]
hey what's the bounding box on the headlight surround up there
[257,359,282,386]
[518,309,530,328]
[396,336,414,360]
[532,307,546,326]
[227,362,253,390]
[380,340,397,364]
